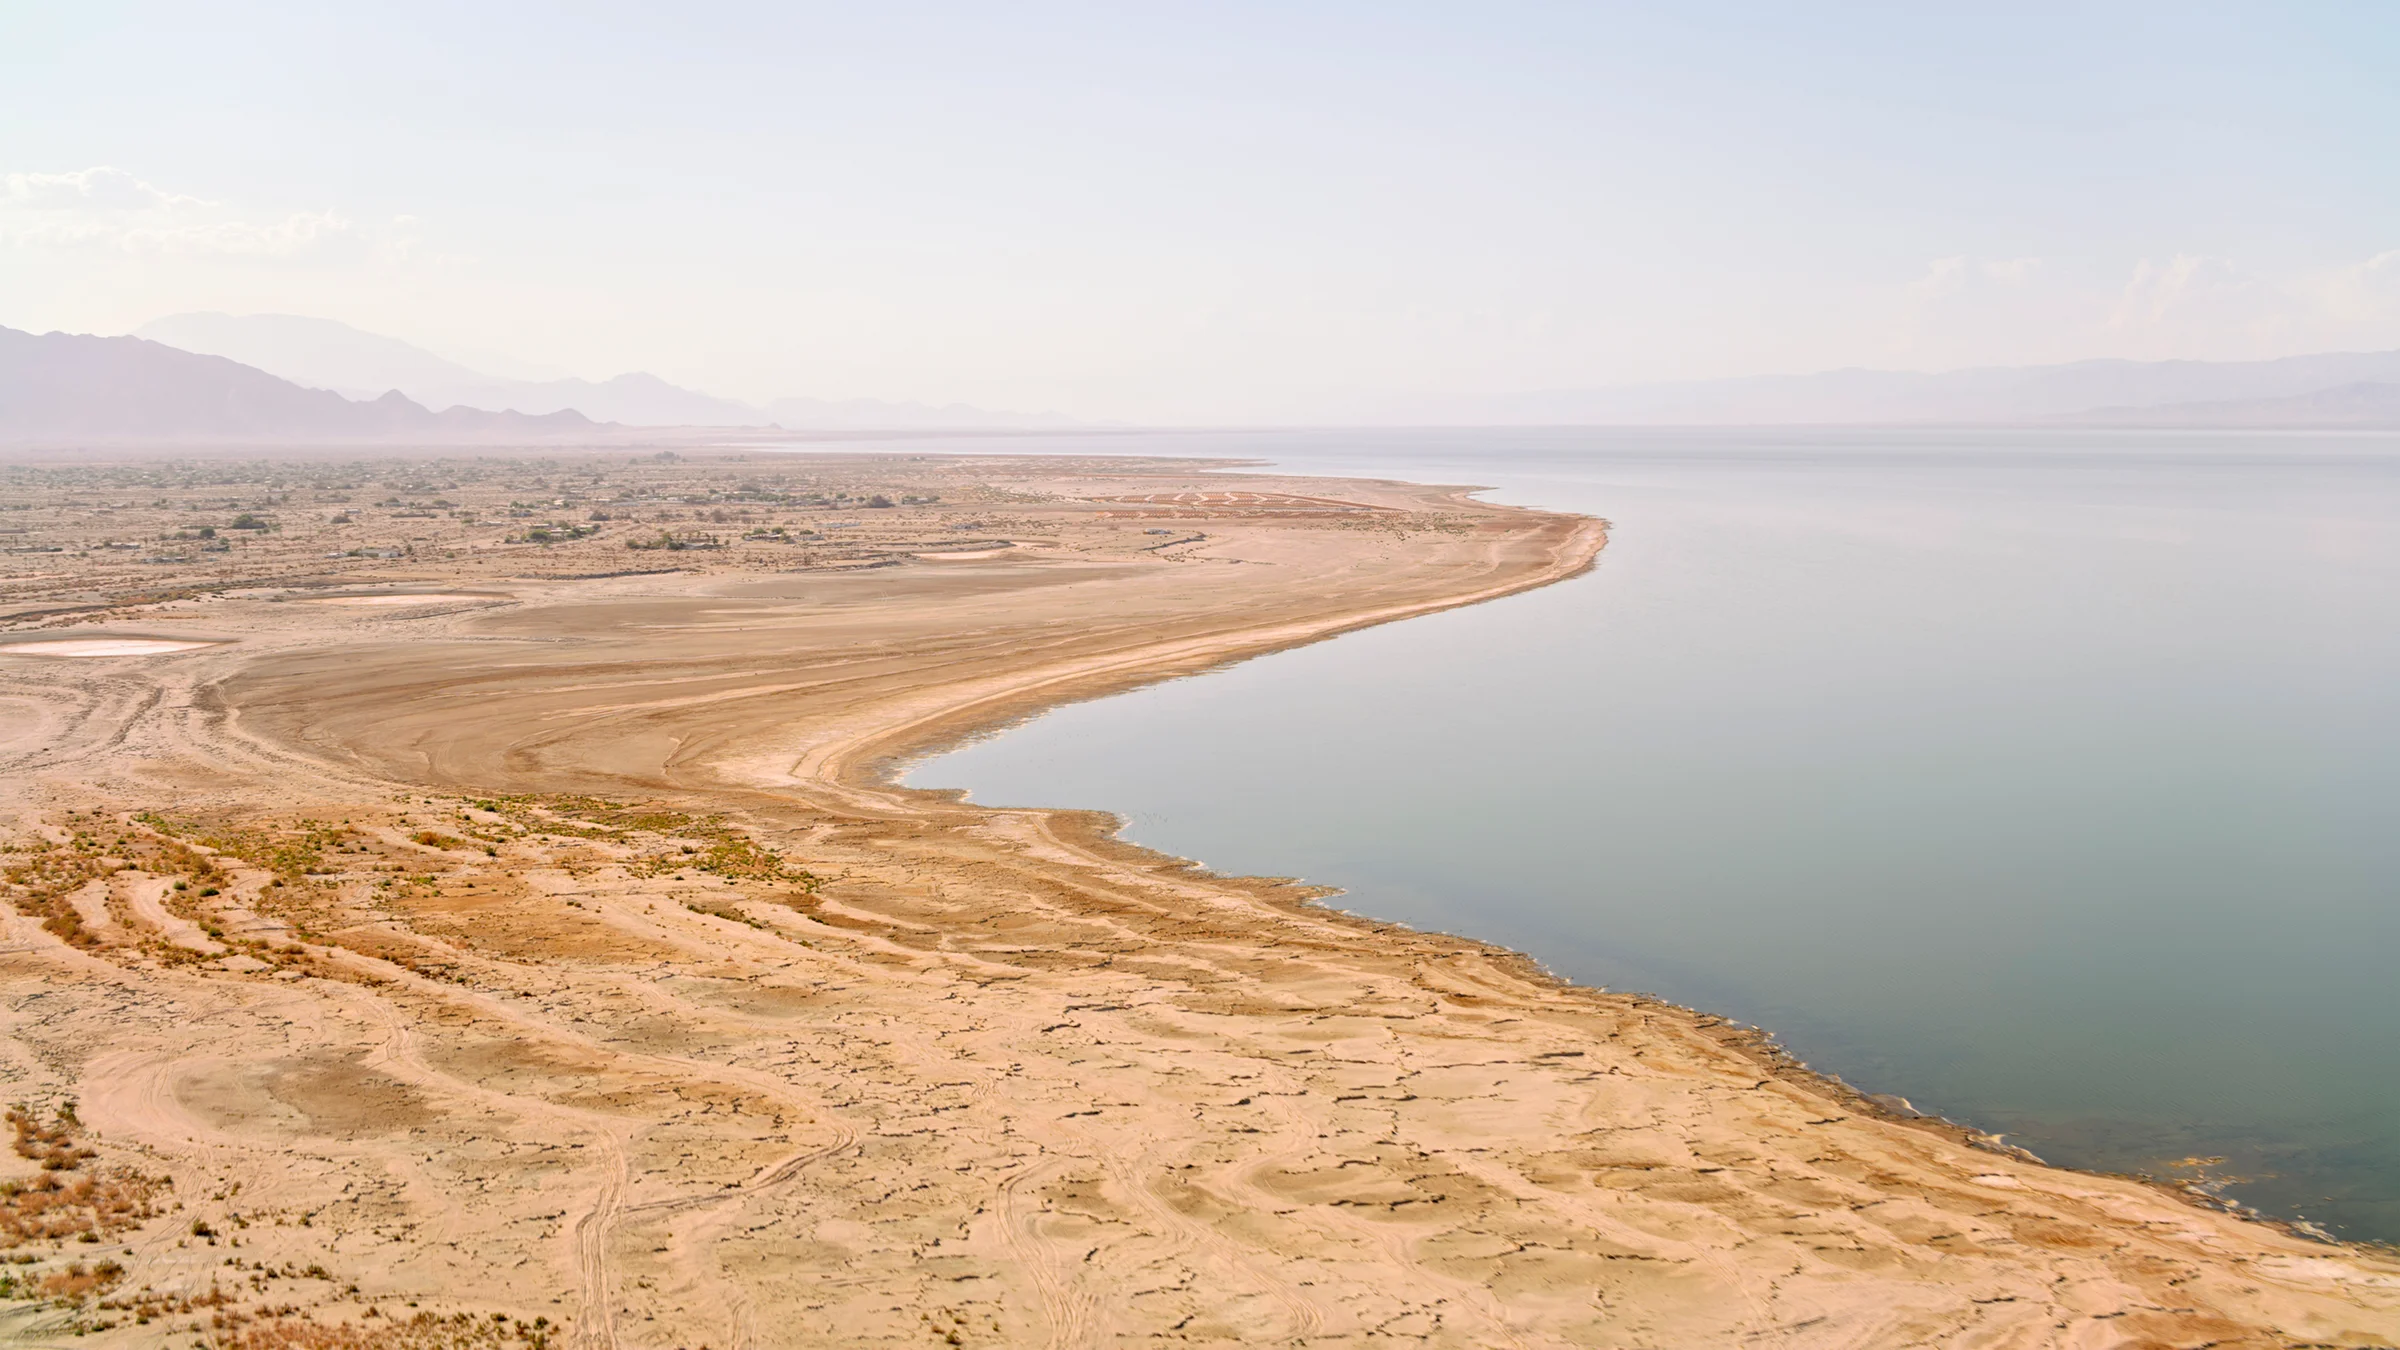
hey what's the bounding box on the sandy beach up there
[1,450,2395,1348]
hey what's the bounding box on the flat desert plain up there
[0,451,2394,1349]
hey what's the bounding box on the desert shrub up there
[0,1105,165,1247]
[9,1105,94,1170]
[36,1259,124,1300]
[0,1169,167,1247]
[210,1309,550,1350]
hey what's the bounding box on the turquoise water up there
[896,428,2400,1243]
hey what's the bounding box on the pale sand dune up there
[0,456,2394,1349]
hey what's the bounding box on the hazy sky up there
[6,3,2398,420]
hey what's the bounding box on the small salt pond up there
[0,638,217,657]
[914,546,1017,561]
[301,593,500,606]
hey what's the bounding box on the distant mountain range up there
[10,311,2400,444]
[0,326,598,443]
[134,312,1076,430]
[2070,380,2400,428]
[1386,352,2400,427]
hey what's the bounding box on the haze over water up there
[904,428,2400,1243]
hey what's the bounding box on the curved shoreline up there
[661,467,2400,1326]
[689,465,2355,1248]
[790,481,2256,1234]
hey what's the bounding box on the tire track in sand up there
[996,1157,1099,1348]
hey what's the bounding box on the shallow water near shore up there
[898,427,2400,1244]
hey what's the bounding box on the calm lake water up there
[892,427,2400,1244]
